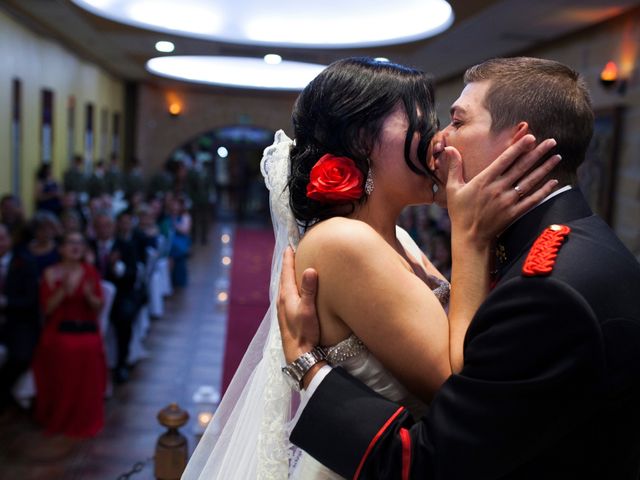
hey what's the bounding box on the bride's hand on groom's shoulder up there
[278,247,321,363]
[446,134,562,245]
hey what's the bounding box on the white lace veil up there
[182,130,302,480]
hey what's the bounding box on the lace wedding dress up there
[181,131,449,480]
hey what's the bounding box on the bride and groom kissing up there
[185,57,640,479]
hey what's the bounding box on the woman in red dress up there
[33,230,106,437]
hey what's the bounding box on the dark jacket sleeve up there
[5,253,39,312]
[291,277,605,479]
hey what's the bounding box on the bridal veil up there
[181,130,302,480]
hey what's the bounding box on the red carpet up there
[221,228,275,393]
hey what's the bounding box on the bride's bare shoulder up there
[298,217,381,257]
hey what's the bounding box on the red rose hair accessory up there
[306,154,364,202]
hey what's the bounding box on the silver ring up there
[514,185,524,198]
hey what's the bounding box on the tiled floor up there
[0,224,234,480]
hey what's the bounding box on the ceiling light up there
[71,0,454,48]
[264,54,282,65]
[146,56,327,91]
[217,147,229,158]
[155,41,175,53]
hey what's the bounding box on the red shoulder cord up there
[522,224,571,276]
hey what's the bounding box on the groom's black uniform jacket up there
[291,189,640,479]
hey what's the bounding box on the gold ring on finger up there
[514,184,524,198]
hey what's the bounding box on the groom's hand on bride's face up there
[278,247,321,363]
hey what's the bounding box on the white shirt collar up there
[503,185,572,232]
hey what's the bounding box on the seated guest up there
[32,231,105,437]
[87,160,108,199]
[27,211,62,277]
[116,209,147,264]
[89,212,139,384]
[60,190,89,230]
[165,196,192,288]
[63,155,88,199]
[0,195,28,249]
[60,209,83,235]
[135,204,161,253]
[34,163,62,216]
[0,223,40,412]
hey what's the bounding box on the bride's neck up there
[350,196,403,251]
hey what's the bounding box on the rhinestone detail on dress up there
[432,278,450,307]
[324,335,367,365]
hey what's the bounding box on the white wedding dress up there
[291,227,449,479]
[182,131,449,480]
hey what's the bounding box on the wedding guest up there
[89,212,140,383]
[32,231,106,437]
[0,195,28,248]
[34,163,62,216]
[87,160,108,199]
[27,211,62,277]
[60,209,83,236]
[124,158,145,198]
[134,204,161,258]
[0,224,40,412]
[187,158,212,245]
[105,153,124,195]
[63,155,88,197]
[166,196,192,288]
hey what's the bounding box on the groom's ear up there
[508,122,530,144]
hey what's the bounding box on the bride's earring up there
[365,167,374,195]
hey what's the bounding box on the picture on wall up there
[11,79,21,196]
[577,106,623,224]
[41,89,54,164]
[84,103,94,168]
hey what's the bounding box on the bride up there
[182,57,558,479]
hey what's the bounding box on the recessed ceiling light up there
[146,56,327,91]
[71,0,454,48]
[155,41,175,53]
[264,54,282,65]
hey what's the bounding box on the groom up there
[277,57,640,479]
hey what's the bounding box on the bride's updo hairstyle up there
[288,57,438,229]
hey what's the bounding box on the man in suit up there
[90,211,140,383]
[278,57,640,478]
[0,223,39,411]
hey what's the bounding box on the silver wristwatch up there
[281,346,327,391]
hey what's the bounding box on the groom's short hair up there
[464,57,594,185]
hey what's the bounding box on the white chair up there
[148,267,164,318]
[145,247,164,318]
[126,263,151,366]
[99,280,117,398]
[158,257,172,297]
[127,305,151,365]
[11,368,36,409]
[100,281,118,370]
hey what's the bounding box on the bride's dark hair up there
[288,57,439,229]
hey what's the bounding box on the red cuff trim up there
[353,406,405,480]
[400,427,411,480]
